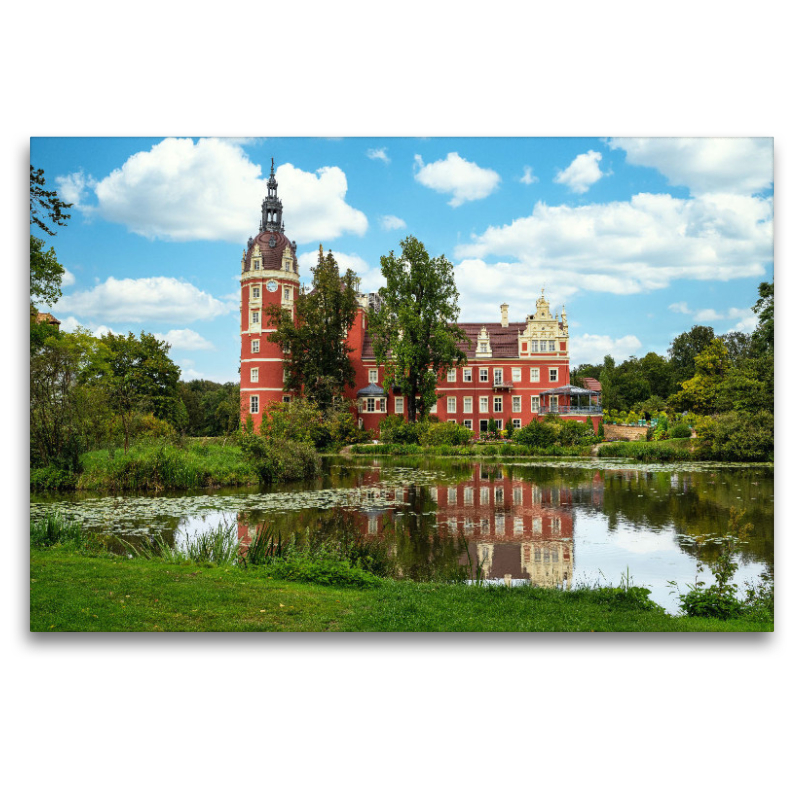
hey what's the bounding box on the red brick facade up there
[240,173,601,435]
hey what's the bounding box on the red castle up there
[239,163,602,435]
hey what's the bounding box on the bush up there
[669,423,692,439]
[417,421,474,447]
[694,410,773,462]
[30,465,77,492]
[379,415,421,444]
[514,419,557,448]
[238,434,321,482]
[555,419,596,446]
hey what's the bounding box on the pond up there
[30,456,774,614]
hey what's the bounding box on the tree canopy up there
[368,236,469,422]
[266,247,360,409]
[30,164,72,235]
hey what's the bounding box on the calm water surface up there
[31,456,774,613]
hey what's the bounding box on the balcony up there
[492,381,514,390]
[542,405,603,416]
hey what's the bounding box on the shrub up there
[379,415,421,444]
[418,421,474,447]
[238,434,321,482]
[514,419,557,448]
[694,410,773,462]
[669,423,692,439]
[555,419,596,446]
[30,466,77,492]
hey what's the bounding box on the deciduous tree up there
[368,236,469,422]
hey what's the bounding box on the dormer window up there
[479,342,487,353]
[253,260,261,270]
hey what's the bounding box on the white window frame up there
[549,368,558,382]
[530,367,540,382]
[512,396,522,413]
[463,419,473,430]
[430,400,438,414]
[447,396,456,414]
[479,420,489,433]
[253,260,261,270]
[494,396,503,413]
[250,395,259,414]
[250,368,259,383]
[463,396,473,413]
[251,310,260,324]
[549,340,556,352]
[479,368,489,383]
[493,368,503,385]
[447,369,457,383]
[531,339,539,353]
[252,285,261,299]
[368,368,379,383]
[394,396,404,414]
[283,287,291,301]
[479,397,489,413]
[550,395,558,410]
[512,367,521,382]
[282,395,291,404]
[463,368,473,382]
[512,418,521,429]
[366,398,376,413]
[531,396,540,412]
[251,339,260,353]
[479,341,488,353]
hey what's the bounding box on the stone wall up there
[603,424,647,441]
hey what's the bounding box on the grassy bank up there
[31,437,322,493]
[29,549,772,632]
[598,439,699,462]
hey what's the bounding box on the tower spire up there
[260,157,283,232]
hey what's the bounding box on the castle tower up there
[240,159,300,430]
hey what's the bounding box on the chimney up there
[500,303,509,328]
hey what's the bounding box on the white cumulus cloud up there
[379,214,406,230]
[297,249,383,294]
[569,334,643,364]
[669,301,759,330]
[519,166,538,185]
[55,170,96,211]
[608,137,773,196]
[455,193,772,296]
[367,147,390,164]
[554,150,605,194]
[61,268,76,287]
[55,276,231,323]
[413,152,500,207]
[276,163,368,244]
[153,329,215,351]
[83,138,367,244]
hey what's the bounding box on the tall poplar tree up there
[368,236,469,422]
[267,247,359,409]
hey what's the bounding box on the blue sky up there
[32,136,773,383]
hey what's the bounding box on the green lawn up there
[30,550,772,632]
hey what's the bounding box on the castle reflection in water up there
[238,463,606,589]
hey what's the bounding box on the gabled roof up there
[362,320,564,361]
[580,377,602,391]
